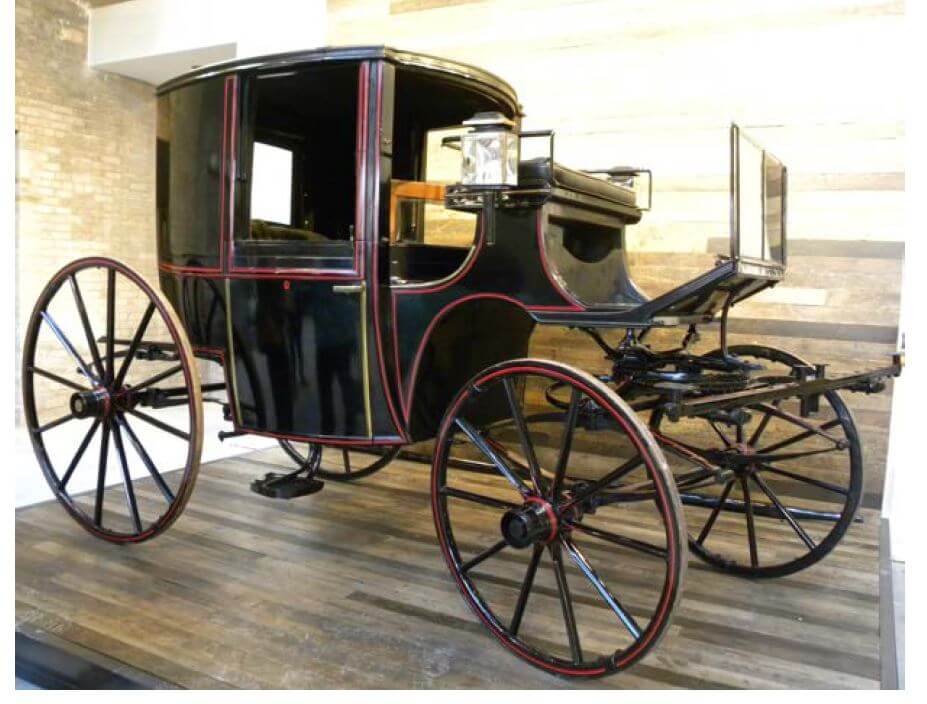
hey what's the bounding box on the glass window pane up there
[737,134,763,260]
[251,142,293,225]
[156,79,225,268]
[763,153,785,264]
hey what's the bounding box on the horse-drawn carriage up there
[22,46,902,679]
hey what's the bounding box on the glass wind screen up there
[763,151,785,264]
[734,126,786,266]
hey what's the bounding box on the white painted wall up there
[88,0,327,85]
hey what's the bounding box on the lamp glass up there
[461,130,519,186]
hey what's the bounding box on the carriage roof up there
[156,45,521,115]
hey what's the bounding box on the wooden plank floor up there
[16,447,882,689]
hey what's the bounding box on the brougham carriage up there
[23,47,903,678]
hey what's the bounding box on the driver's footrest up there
[250,472,324,499]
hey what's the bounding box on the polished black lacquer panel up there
[228,278,366,437]
[156,79,226,270]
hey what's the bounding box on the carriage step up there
[250,472,324,499]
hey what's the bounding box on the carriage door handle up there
[333,282,366,294]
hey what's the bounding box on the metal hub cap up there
[69,388,111,419]
[500,497,558,548]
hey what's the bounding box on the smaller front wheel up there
[432,359,686,678]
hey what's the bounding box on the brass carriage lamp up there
[460,112,520,187]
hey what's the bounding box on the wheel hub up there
[500,497,557,548]
[716,442,760,476]
[69,388,111,419]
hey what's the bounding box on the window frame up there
[230,65,365,277]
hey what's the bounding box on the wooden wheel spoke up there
[750,472,816,550]
[342,449,351,473]
[740,477,759,568]
[105,268,116,385]
[695,479,736,545]
[37,412,75,434]
[748,399,780,446]
[708,419,733,447]
[112,423,143,533]
[124,408,190,442]
[758,463,848,496]
[441,486,519,511]
[549,542,583,663]
[113,302,156,390]
[129,364,184,394]
[454,418,530,497]
[558,454,644,513]
[68,273,105,380]
[570,522,667,560]
[550,388,581,500]
[58,419,101,490]
[757,446,845,463]
[757,414,843,453]
[503,376,543,494]
[510,543,543,636]
[562,537,641,640]
[93,423,112,527]
[117,414,176,503]
[460,539,508,573]
[40,312,100,386]
[652,430,720,473]
[29,366,87,393]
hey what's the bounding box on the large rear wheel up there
[22,257,203,543]
[650,344,863,578]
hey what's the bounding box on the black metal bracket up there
[663,357,902,420]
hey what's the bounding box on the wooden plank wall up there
[329,0,905,505]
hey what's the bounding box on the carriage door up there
[224,63,373,440]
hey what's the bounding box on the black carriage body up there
[154,45,797,445]
[155,47,599,443]
[24,43,906,679]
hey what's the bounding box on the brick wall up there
[15,0,158,417]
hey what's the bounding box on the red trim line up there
[392,214,486,298]
[524,496,558,544]
[225,69,362,279]
[354,61,369,274]
[396,293,578,423]
[367,61,407,440]
[218,78,228,271]
[159,262,223,275]
[226,75,238,271]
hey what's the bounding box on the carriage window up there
[156,79,225,269]
[390,127,477,248]
[235,64,358,269]
[388,67,513,283]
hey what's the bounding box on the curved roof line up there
[156,45,521,112]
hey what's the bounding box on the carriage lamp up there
[460,112,520,187]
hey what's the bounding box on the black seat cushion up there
[518,158,637,207]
